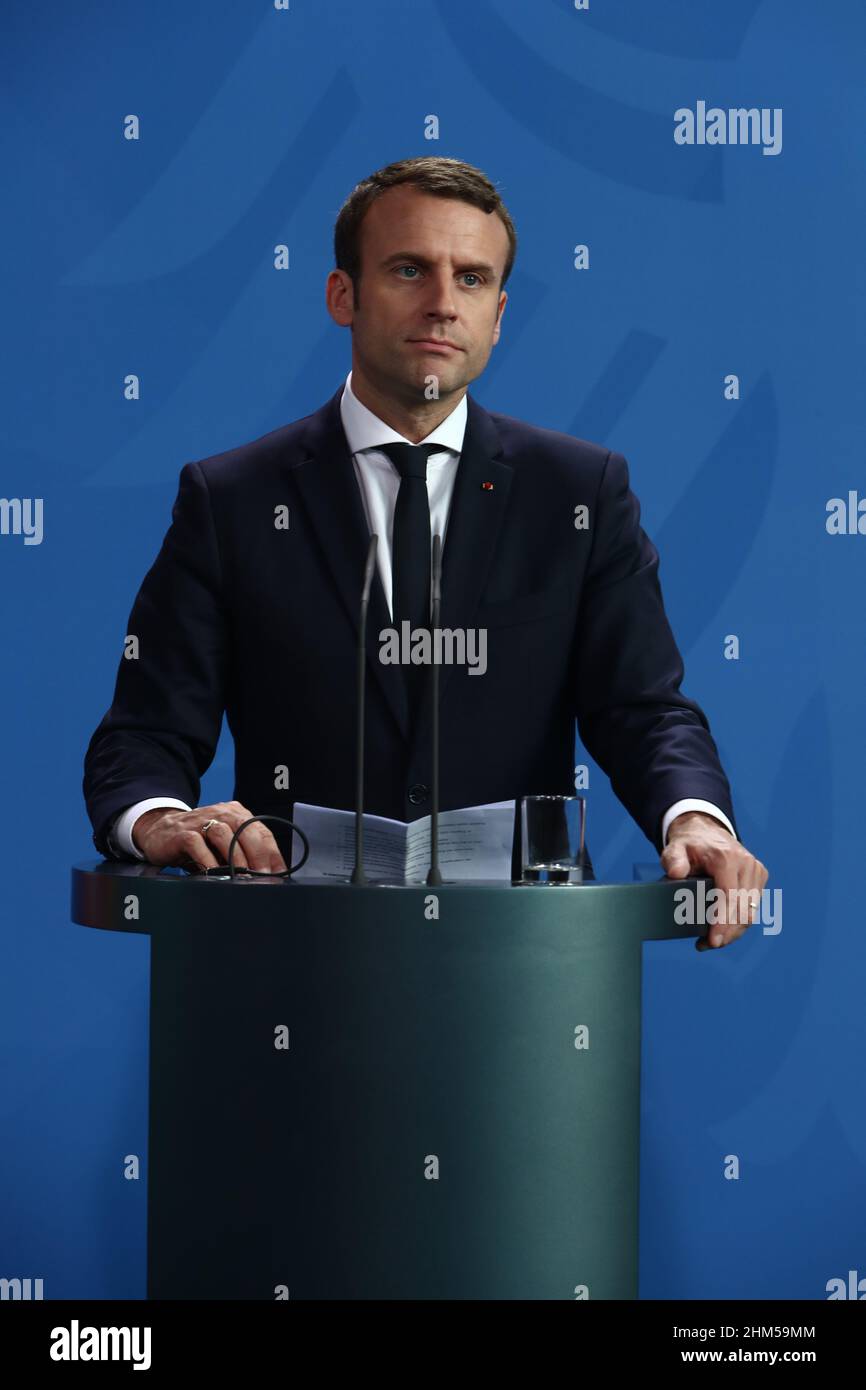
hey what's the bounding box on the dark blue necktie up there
[379,441,440,720]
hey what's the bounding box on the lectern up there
[70,864,704,1300]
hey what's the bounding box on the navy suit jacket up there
[83,383,738,872]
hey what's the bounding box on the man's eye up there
[394,266,483,286]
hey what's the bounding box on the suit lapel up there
[287,385,513,745]
[406,391,514,754]
[432,393,512,712]
[288,386,408,738]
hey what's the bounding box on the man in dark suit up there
[83,156,767,948]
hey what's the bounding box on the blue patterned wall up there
[1,0,863,1299]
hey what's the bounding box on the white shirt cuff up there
[662,799,737,848]
[112,797,193,859]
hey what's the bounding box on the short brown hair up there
[334,156,518,300]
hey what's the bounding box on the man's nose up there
[422,271,458,317]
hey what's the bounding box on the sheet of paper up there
[290,803,406,880]
[404,800,515,881]
[291,800,515,883]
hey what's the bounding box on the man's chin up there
[397,361,465,401]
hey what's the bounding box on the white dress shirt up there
[108,371,736,857]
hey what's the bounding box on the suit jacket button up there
[408,783,429,804]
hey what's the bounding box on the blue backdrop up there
[2,0,864,1299]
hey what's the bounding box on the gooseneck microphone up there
[350,534,378,885]
[426,533,443,886]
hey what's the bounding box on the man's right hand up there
[132,801,288,874]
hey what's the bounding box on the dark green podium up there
[70,863,704,1300]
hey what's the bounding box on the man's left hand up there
[660,811,769,951]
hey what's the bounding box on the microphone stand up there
[426,533,443,886]
[351,534,378,884]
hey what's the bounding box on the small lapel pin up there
[481,481,494,491]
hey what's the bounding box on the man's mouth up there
[407,339,461,353]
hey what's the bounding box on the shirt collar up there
[339,370,467,459]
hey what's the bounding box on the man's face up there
[331,185,509,405]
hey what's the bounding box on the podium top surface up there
[70,860,710,944]
[71,859,666,893]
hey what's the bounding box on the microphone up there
[426,533,443,886]
[350,534,378,885]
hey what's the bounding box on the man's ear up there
[492,290,507,345]
[326,269,355,328]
